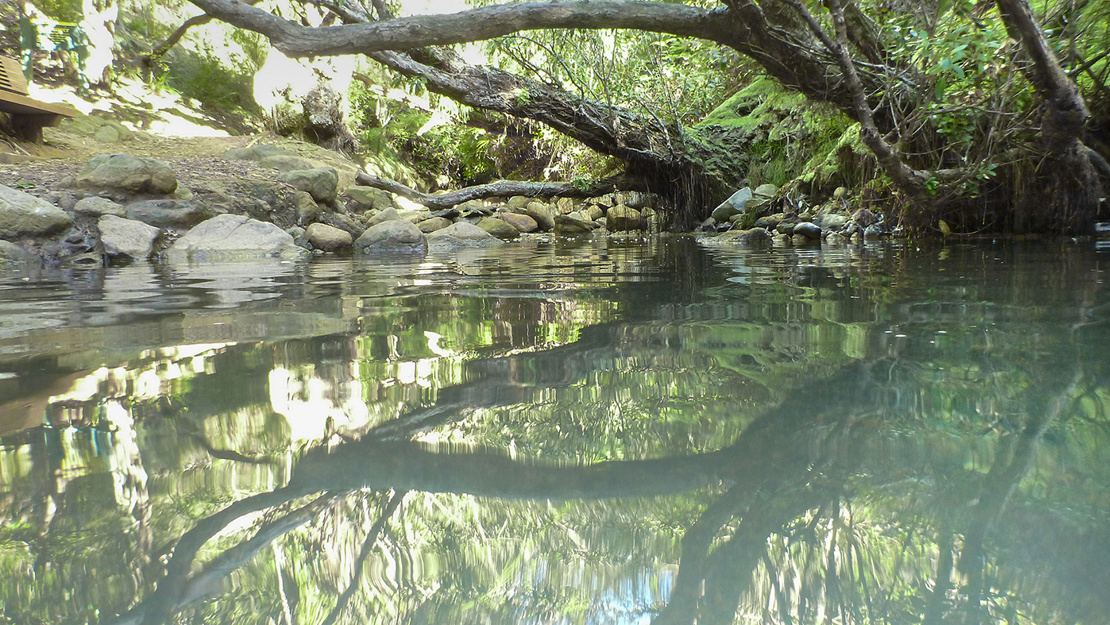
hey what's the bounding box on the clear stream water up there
[1,236,1109,625]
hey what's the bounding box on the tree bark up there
[355,171,615,209]
[995,0,1098,234]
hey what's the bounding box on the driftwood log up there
[354,172,617,210]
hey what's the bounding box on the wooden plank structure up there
[0,54,77,143]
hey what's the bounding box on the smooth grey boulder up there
[99,215,160,260]
[165,214,310,262]
[306,222,353,252]
[126,199,212,228]
[793,221,823,240]
[711,187,752,222]
[75,154,177,195]
[355,219,427,253]
[426,221,504,250]
[477,217,519,240]
[74,196,127,217]
[606,205,643,232]
[0,184,73,238]
[280,167,339,204]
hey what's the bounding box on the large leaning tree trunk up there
[188,0,1102,235]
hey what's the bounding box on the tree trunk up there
[187,0,1102,234]
[995,0,1098,234]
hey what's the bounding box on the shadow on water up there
[2,237,1109,624]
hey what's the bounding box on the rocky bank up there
[1,115,896,267]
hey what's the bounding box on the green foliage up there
[483,28,745,127]
[694,77,854,190]
[29,0,81,23]
[164,46,262,119]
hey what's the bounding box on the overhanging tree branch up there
[187,0,734,56]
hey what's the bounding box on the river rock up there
[711,187,752,222]
[287,226,310,249]
[499,212,538,233]
[851,208,877,227]
[281,167,339,204]
[776,222,796,236]
[367,207,404,227]
[75,154,177,195]
[345,186,398,212]
[523,201,556,231]
[74,196,126,217]
[753,183,779,198]
[306,222,353,252]
[426,221,504,250]
[355,220,427,253]
[606,205,643,232]
[0,240,33,264]
[478,217,520,240]
[164,214,309,262]
[818,213,848,231]
[717,227,772,247]
[125,199,212,228]
[98,215,160,260]
[506,195,530,210]
[864,224,884,238]
[554,214,595,235]
[793,221,822,240]
[418,217,452,233]
[0,184,73,238]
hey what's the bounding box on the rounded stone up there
[306,222,353,252]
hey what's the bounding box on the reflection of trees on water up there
[4,241,1109,625]
[117,334,1107,624]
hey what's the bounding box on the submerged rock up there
[164,214,309,262]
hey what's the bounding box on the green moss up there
[693,77,854,190]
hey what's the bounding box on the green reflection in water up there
[0,238,1108,625]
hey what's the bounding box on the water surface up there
[2,236,1108,624]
